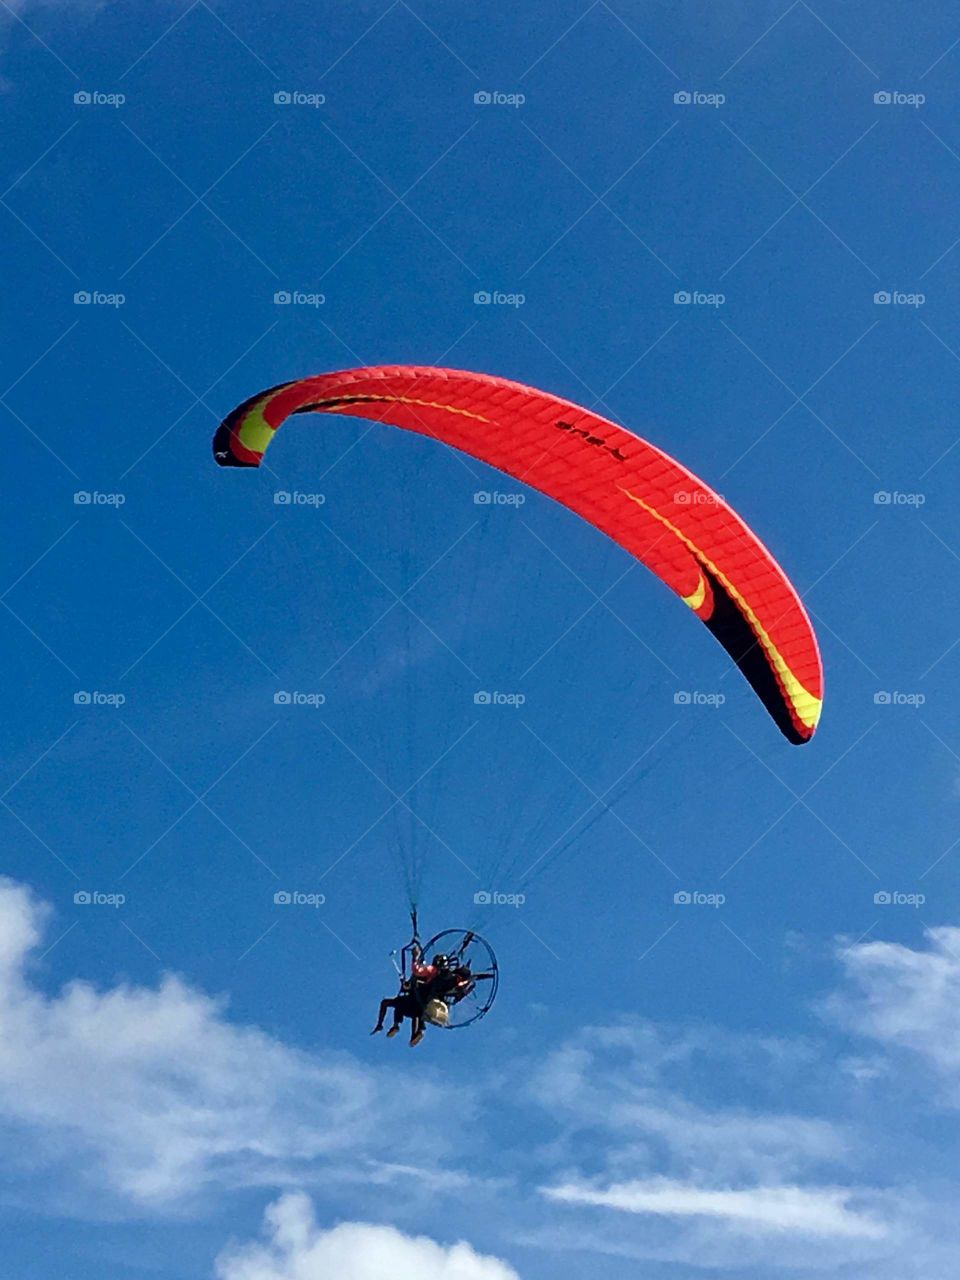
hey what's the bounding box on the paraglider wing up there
[213,366,823,743]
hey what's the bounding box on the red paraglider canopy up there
[214,365,823,743]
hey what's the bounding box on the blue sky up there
[3,1,960,1276]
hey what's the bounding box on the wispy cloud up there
[513,1020,914,1271]
[828,925,960,1089]
[542,1177,886,1239]
[524,1022,849,1184]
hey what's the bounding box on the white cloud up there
[542,1177,886,1240]
[525,1024,848,1184]
[215,1191,521,1280]
[1,875,955,1278]
[519,1022,908,1269]
[828,926,960,1082]
[0,878,445,1208]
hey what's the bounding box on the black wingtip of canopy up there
[702,568,807,745]
[212,420,248,466]
[212,381,299,468]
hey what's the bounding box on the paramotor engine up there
[416,929,499,1028]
